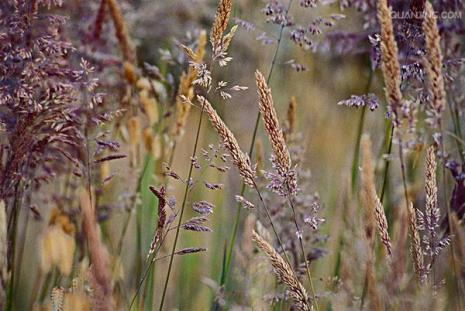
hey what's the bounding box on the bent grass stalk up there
[220,0,294,290]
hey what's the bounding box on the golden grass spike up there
[407,202,425,284]
[361,135,392,257]
[210,0,232,51]
[252,230,310,311]
[255,69,291,173]
[422,1,446,128]
[425,145,438,231]
[377,0,402,122]
[200,96,256,187]
[107,0,136,63]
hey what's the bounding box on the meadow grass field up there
[1,0,465,310]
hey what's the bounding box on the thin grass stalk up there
[379,123,394,203]
[221,0,294,289]
[350,70,374,193]
[130,223,171,310]
[158,102,206,311]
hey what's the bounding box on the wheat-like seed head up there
[407,202,426,284]
[52,287,64,311]
[252,230,310,311]
[361,135,392,257]
[425,146,437,218]
[107,0,136,63]
[200,96,256,187]
[210,0,232,51]
[255,70,291,174]
[425,145,440,260]
[377,0,402,123]
[422,1,446,128]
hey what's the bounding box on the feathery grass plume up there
[419,145,450,261]
[0,201,6,309]
[210,0,233,52]
[285,96,297,141]
[173,30,207,138]
[377,0,402,124]
[80,189,113,311]
[252,230,310,311]
[408,202,426,284]
[255,70,291,174]
[200,96,256,187]
[422,1,446,131]
[107,0,136,63]
[361,135,393,257]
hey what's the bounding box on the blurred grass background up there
[11,0,425,309]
